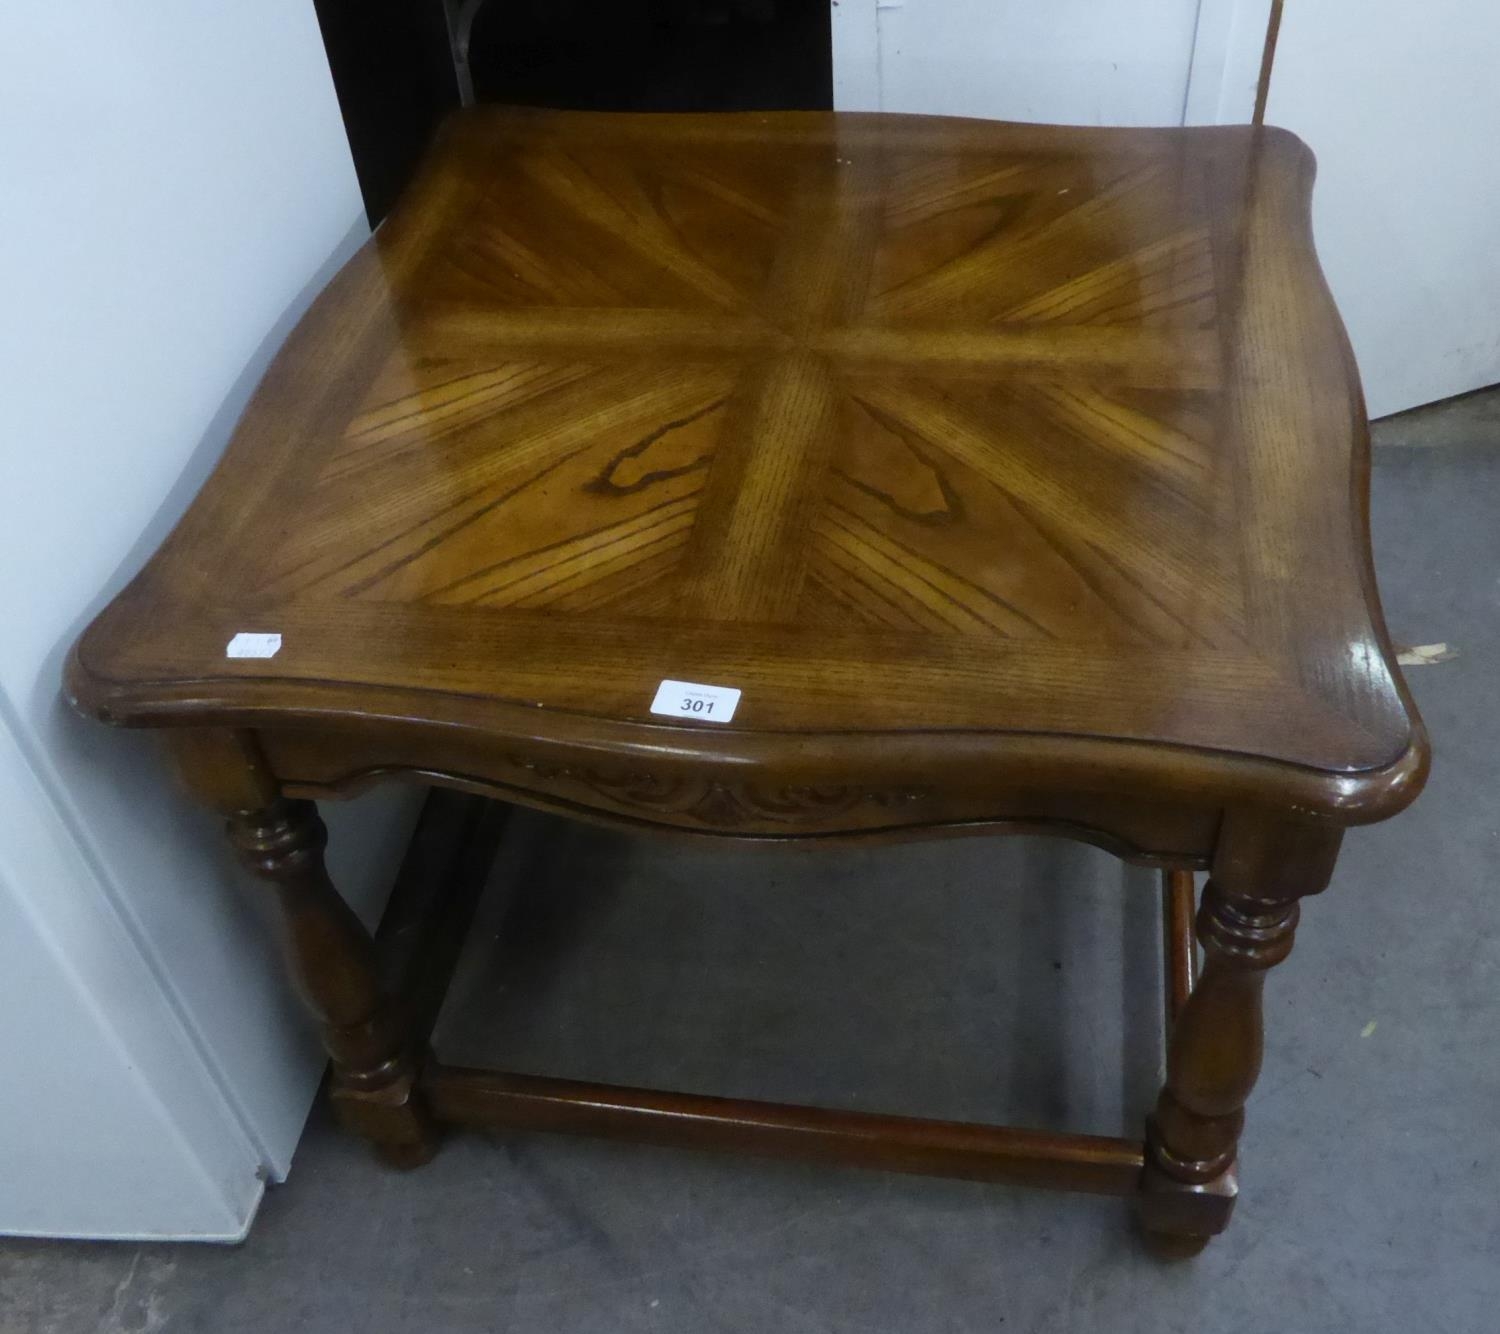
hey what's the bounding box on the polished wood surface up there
[171,727,437,1166]
[69,109,1425,832]
[423,1065,1147,1196]
[1139,811,1340,1253]
[66,108,1431,1256]
[1162,868,1198,1030]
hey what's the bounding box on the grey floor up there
[5,389,1498,1334]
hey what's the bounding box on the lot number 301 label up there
[649,679,741,724]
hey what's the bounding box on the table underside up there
[368,790,1202,1205]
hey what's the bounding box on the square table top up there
[70,109,1425,822]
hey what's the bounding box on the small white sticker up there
[650,678,740,724]
[226,632,282,660]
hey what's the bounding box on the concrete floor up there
[4,389,1498,1333]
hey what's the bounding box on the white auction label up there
[650,678,741,723]
[226,632,283,660]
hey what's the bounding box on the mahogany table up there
[68,109,1428,1256]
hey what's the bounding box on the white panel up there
[831,0,882,111]
[1267,1,1500,414]
[0,710,258,1241]
[838,0,1205,126]
[0,1,424,1235]
[1183,0,1272,124]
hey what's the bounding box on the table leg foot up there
[1136,879,1296,1254]
[1136,1155,1236,1257]
[224,794,439,1163]
[1136,811,1337,1254]
[332,1071,440,1168]
[170,730,452,1168]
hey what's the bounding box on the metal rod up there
[441,0,490,107]
[1253,0,1286,125]
[424,1065,1146,1196]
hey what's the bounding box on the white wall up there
[1181,0,1274,125]
[833,0,1212,124]
[0,715,257,1240]
[0,2,420,1238]
[1266,1,1500,417]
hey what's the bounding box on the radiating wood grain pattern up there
[69,110,1426,830]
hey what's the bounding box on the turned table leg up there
[170,729,436,1167]
[1138,816,1341,1256]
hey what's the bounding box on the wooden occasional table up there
[68,110,1428,1256]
